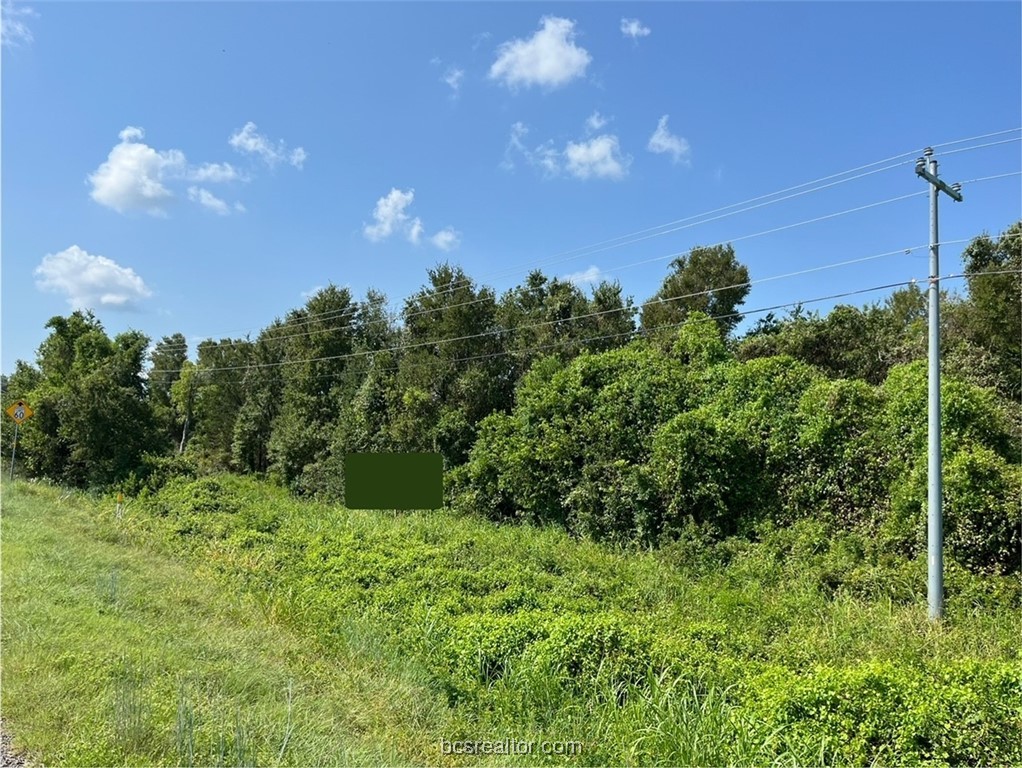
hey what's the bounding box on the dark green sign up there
[344,453,443,510]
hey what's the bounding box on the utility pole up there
[914,147,963,621]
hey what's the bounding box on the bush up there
[648,409,762,539]
[779,379,890,529]
[564,460,658,544]
[944,447,1021,575]
[882,444,1021,575]
[461,343,690,533]
[745,660,1022,765]
[522,612,654,691]
[121,452,197,497]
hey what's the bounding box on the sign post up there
[6,400,34,481]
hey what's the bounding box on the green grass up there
[3,475,1021,766]
[0,480,465,766]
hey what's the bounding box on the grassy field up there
[2,476,1020,766]
[0,481,471,767]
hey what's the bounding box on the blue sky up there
[2,1,1020,374]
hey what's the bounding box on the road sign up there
[5,400,33,425]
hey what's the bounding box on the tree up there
[961,221,1022,401]
[10,312,159,487]
[497,271,637,384]
[391,264,511,466]
[267,284,357,490]
[640,244,750,338]
[148,333,188,451]
[186,338,254,471]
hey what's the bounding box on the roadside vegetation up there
[3,476,1019,765]
[1,222,1019,765]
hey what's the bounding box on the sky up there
[2,1,1020,374]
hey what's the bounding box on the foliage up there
[648,408,761,539]
[106,475,1022,767]
[6,312,161,487]
[640,244,750,338]
[961,221,1022,400]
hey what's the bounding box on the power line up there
[150,233,1020,376]
[931,127,1021,148]
[152,132,1020,345]
[938,136,1022,157]
[160,264,1020,388]
[960,170,1022,185]
[151,162,1013,357]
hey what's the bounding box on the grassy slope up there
[0,481,466,767]
[3,476,1020,766]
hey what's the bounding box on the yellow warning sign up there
[5,400,33,425]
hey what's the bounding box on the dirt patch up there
[0,720,31,768]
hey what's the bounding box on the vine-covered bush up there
[746,660,1022,765]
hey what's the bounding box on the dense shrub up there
[121,452,197,497]
[882,444,1021,575]
[780,378,890,529]
[943,447,1021,575]
[648,408,762,539]
[564,460,657,544]
[880,361,1015,471]
[521,612,654,691]
[746,660,1022,765]
[460,342,691,534]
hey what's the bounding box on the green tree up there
[10,312,160,487]
[266,285,357,491]
[391,264,510,466]
[187,338,255,471]
[148,333,188,451]
[961,221,1022,400]
[640,244,750,338]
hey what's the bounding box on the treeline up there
[3,223,1019,571]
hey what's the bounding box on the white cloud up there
[430,227,461,251]
[489,16,591,90]
[620,18,651,40]
[301,285,324,299]
[1,0,36,47]
[563,265,603,286]
[501,121,529,171]
[89,127,251,215]
[647,115,691,165]
[234,201,247,213]
[187,186,230,215]
[35,245,152,310]
[408,217,424,245]
[88,126,185,215]
[471,31,491,50]
[229,122,307,169]
[189,161,241,183]
[363,188,459,249]
[565,135,630,180]
[363,188,416,242]
[443,67,464,95]
[504,122,630,181]
[585,111,608,133]
[502,122,560,177]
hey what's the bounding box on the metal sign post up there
[9,423,19,481]
[5,400,34,481]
